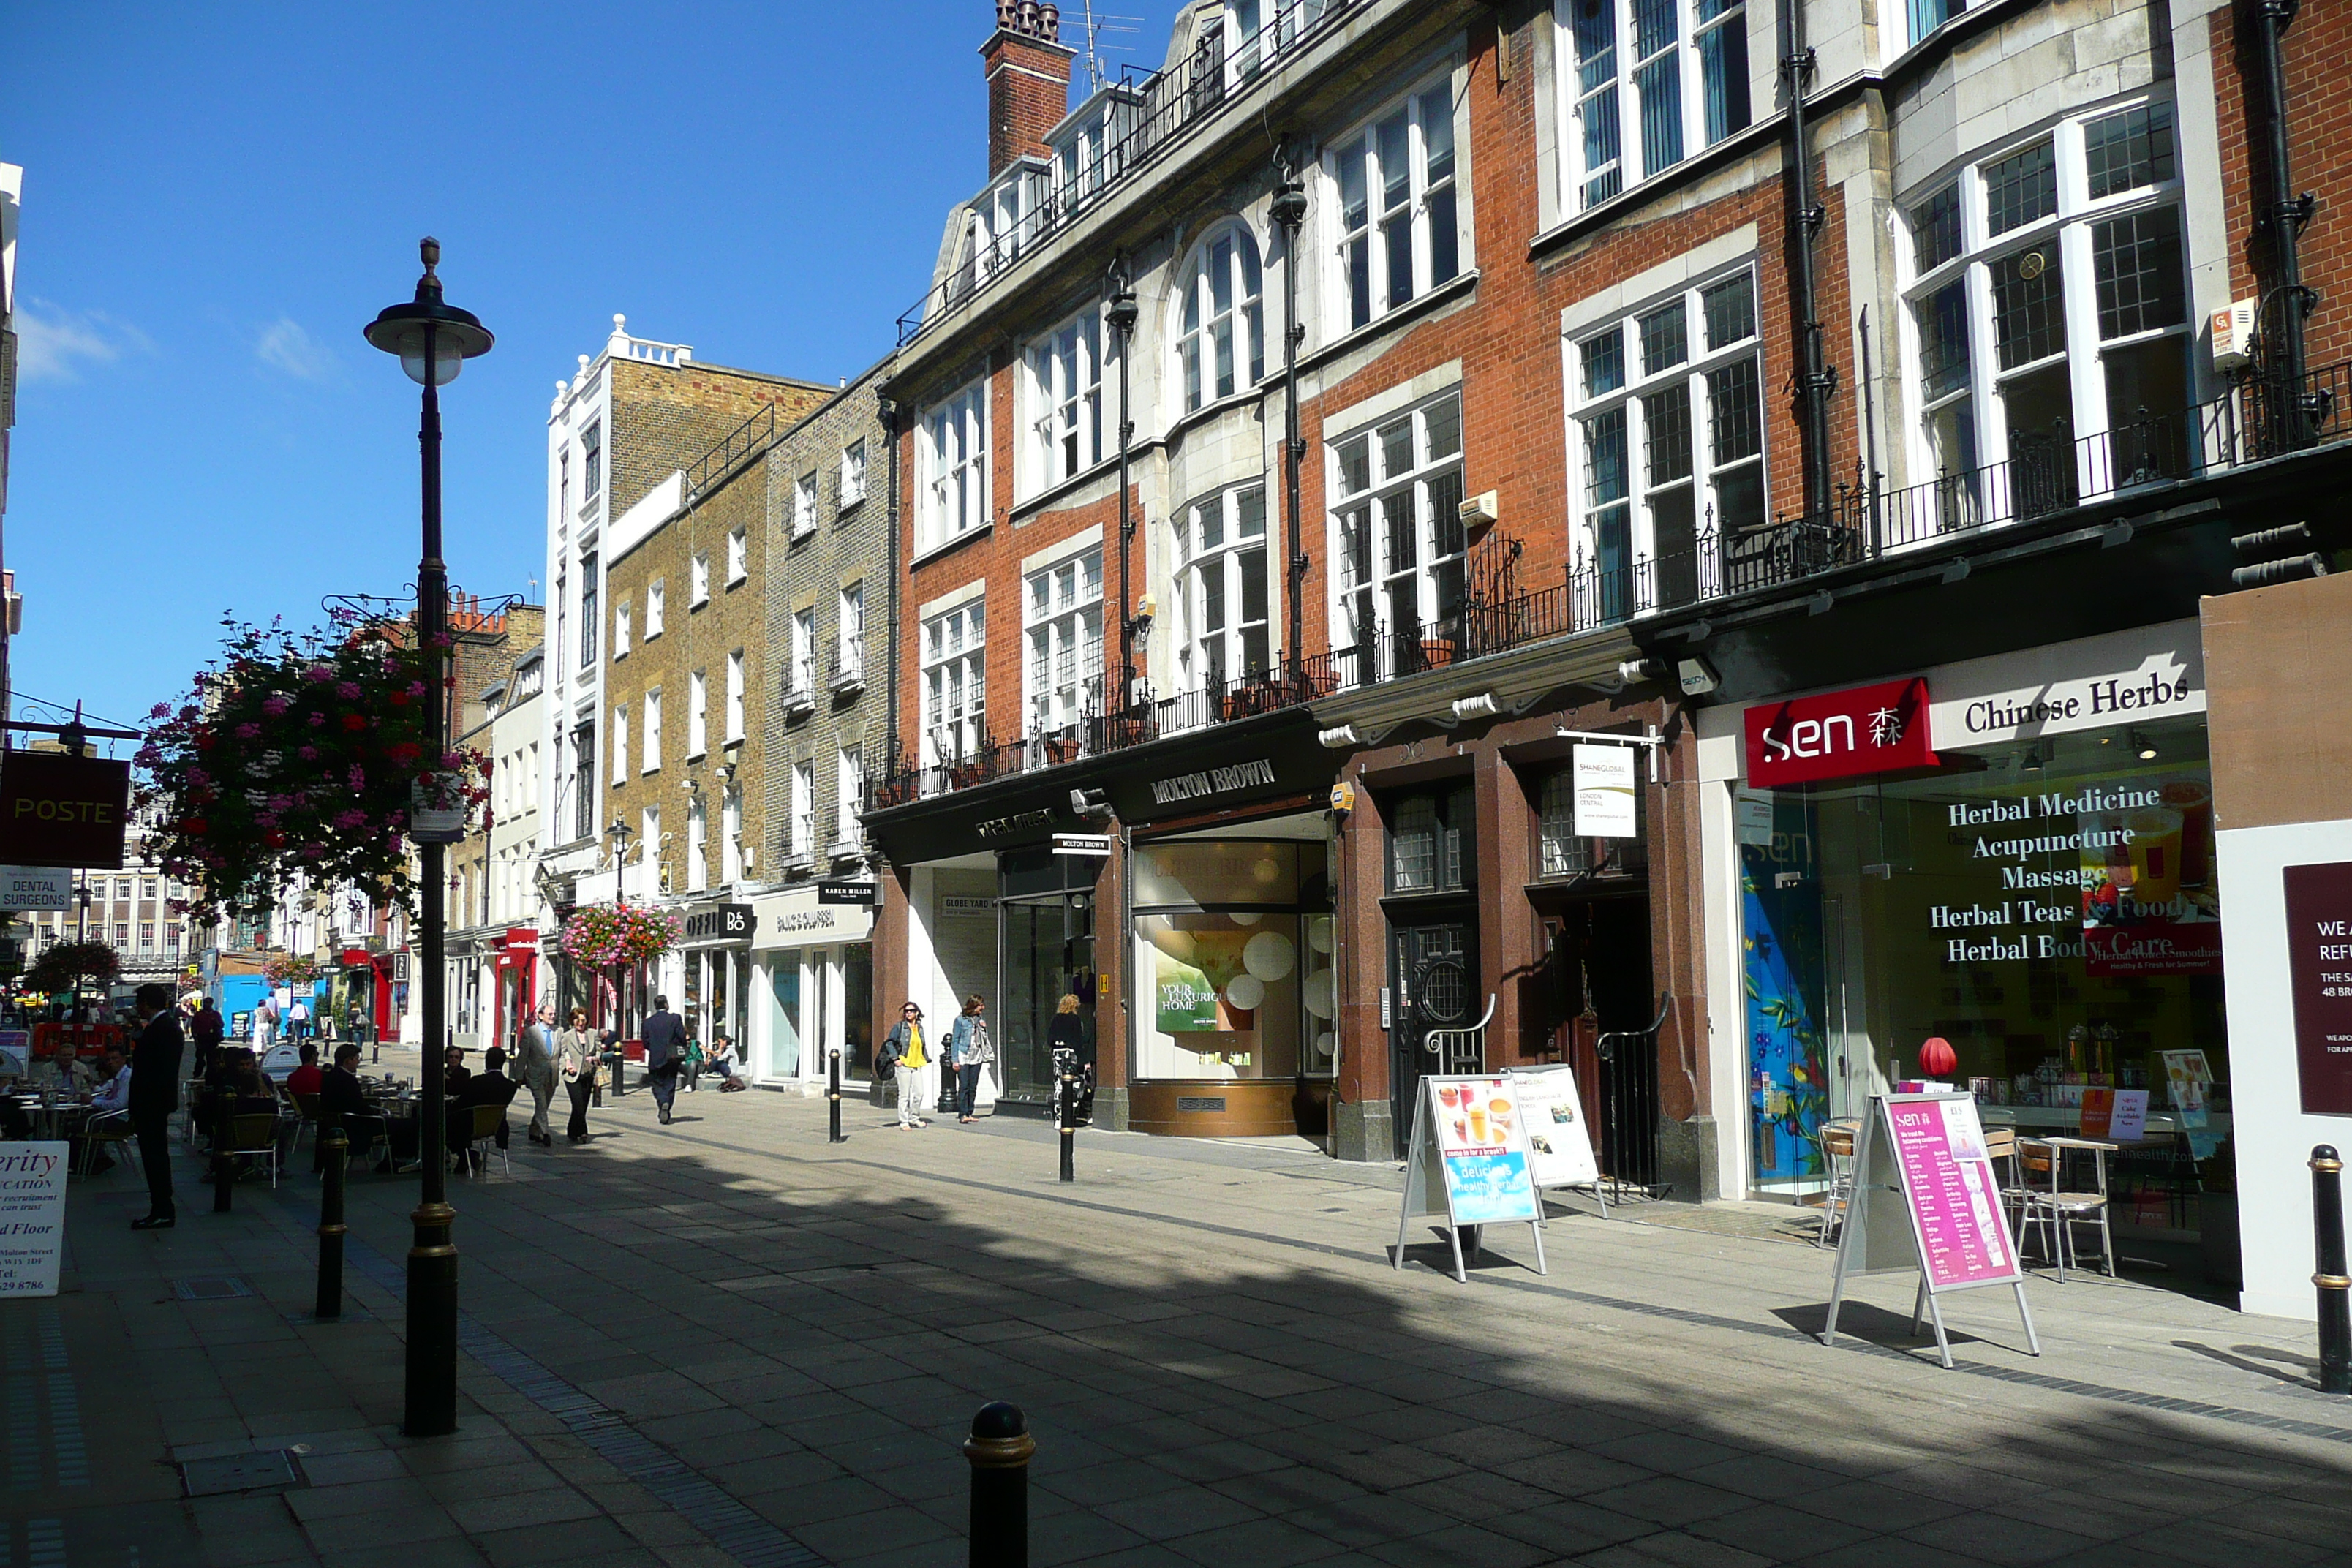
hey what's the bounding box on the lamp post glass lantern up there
[364,236,492,1439]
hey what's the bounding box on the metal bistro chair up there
[2018,1137,2117,1281]
[466,1104,510,1177]
[1812,1120,1861,1250]
[78,1110,136,1177]
[290,1092,323,1157]
[219,1111,283,1189]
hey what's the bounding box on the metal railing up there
[687,399,785,500]
[895,1,1353,344]
[829,633,866,690]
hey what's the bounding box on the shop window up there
[1899,99,2185,536]
[1329,391,1466,683]
[1176,225,1266,412]
[1330,78,1463,333]
[1173,483,1270,707]
[921,599,987,770]
[1388,785,1475,893]
[1025,549,1104,739]
[1133,840,1335,1082]
[1023,305,1108,494]
[1558,0,1751,214]
[1569,265,1763,618]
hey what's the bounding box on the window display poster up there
[1884,1095,2021,1290]
[2284,860,2352,1116]
[2160,1049,2220,1158]
[1741,853,1831,1190]
[1427,1077,1542,1224]
[0,1144,67,1297]
[1153,951,1221,1033]
[2078,1088,2149,1142]
[2076,779,2223,977]
[1507,1066,1602,1188]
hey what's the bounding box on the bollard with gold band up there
[315,1128,348,1321]
[828,1047,843,1144]
[2313,1146,2350,1395]
[964,1401,1034,1568]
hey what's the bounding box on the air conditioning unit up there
[1458,491,1499,527]
[2211,298,2257,372]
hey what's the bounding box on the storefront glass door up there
[769,960,802,1079]
[1389,921,1476,1140]
[1000,896,1094,1101]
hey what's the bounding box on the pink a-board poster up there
[1882,1096,2021,1290]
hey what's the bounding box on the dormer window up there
[973,164,1047,284]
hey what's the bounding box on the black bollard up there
[1058,1069,1074,1184]
[212,1133,234,1213]
[316,1128,348,1321]
[2314,1145,2351,1395]
[964,1401,1033,1568]
[828,1047,844,1144]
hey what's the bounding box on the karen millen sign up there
[0,753,132,869]
[1744,678,1937,788]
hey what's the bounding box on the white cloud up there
[13,299,150,382]
[255,316,334,381]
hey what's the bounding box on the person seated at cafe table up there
[442,1044,472,1098]
[31,1042,98,1096]
[90,1048,131,1116]
[320,1043,396,1173]
[448,1046,521,1174]
[284,1042,324,1098]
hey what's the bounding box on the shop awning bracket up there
[1553,725,1666,784]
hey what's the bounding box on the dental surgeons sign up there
[0,753,131,869]
[1745,678,1937,787]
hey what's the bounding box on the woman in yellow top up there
[882,1002,930,1128]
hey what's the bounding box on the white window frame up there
[1556,0,1753,214]
[687,795,709,893]
[791,761,815,859]
[1175,224,1267,413]
[1024,549,1104,738]
[688,669,709,760]
[645,579,665,639]
[1173,483,1274,701]
[837,748,862,842]
[690,553,710,607]
[1566,263,1767,617]
[794,472,819,538]
[1326,389,1467,683]
[613,600,632,660]
[919,382,990,550]
[582,422,602,500]
[840,440,867,507]
[791,610,816,698]
[727,527,747,584]
[838,584,865,679]
[1023,305,1109,496]
[1327,76,1465,335]
[1895,96,2188,532]
[721,785,744,883]
[641,690,662,774]
[726,649,746,743]
[639,806,660,898]
[611,706,629,785]
[921,598,987,770]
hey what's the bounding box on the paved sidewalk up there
[5,1084,2351,1567]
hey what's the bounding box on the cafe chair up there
[465,1104,510,1177]
[2018,1137,2116,1281]
[78,1111,135,1177]
[219,1111,282,1189]
[290,1092,322,1156]
[1981,1124,2027,1232]
[1812,1120,1861,1250]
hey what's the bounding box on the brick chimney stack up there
[982,1,1074,178]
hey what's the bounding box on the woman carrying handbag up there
[948,994,995,1125]
[556,1007,600,1144]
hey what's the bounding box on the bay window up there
[919,382,990,550]
[1177,225,1266,412]
[1332,81,1463,333]
[1025,307,1108,491]
[922,599,987,769]
[1568,265,1765,617]
[1329,391,1466,682]
[1559,0,1752,212]
[1174,483,1272,700]
[1896,98,2185,538]
[1025,549,1104,739]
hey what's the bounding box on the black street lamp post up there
[364,238,493,1439]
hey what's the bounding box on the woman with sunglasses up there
[880,1002,930,1128]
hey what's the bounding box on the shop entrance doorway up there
[1000,894,1095,1104]
[1538,895,1661,1190]
[1389,921,1477,1146]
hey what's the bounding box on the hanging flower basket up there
[263,953,322,987]
[559,902,679,969]
[135,615,488,923]
[23,941,119,995]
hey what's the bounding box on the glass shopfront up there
[1743,712,2227,1250]
[1132,840,1336,1085]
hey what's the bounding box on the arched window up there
[1176,225,1267,413]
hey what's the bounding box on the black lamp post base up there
[404,1200,459,1436]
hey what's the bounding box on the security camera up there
[1070,787,1112,820]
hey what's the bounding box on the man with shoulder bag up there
[641,995,687,1126]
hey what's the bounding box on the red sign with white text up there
[1744,678,1937,787]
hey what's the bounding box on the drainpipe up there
[880,388,901,778]
[1107,260,1141,721]
[1779,0,1836,521]
[2253,0,2320,447]
[1272,145,1311,679]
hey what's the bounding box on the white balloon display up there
[1229,911,1263,927]
[1307,918,1334,954]
[1243,930,1295,981]
[1316,1030,1336,1061]
[1224,973,1266,1011]
[1302,969,1335,1018]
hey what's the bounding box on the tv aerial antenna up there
[1077,0,1145,92]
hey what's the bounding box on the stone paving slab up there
[6,1081,2352,1566]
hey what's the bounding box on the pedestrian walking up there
[882,1002,930,1128]
[556,1007,599,1143]
[254,993,277,1050]
[948,994,994,1124]
[189,998,225,1082]
[128,983,184,1231]
[516,1002,559,1147]
[288,996,310,1042]
[641,995,687,1125]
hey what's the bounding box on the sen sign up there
[1744,678,1937,788]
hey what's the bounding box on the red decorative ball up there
[1918,1036,1959,1077]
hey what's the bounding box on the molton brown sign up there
[0,753,132,869]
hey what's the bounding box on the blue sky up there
[5,0,1181,747]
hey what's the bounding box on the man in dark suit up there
[129,983,184,1230]
[641,996,687,1126]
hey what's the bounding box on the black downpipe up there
[1108,262,1141,720]
[1274,148,1311,674]
[880,388,901,779]
[2253,0,2319,447]
[1779,0,1836,520]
